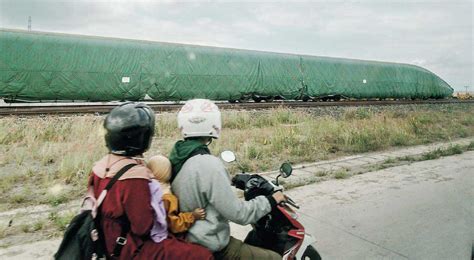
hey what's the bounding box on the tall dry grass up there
[1,104,473,209]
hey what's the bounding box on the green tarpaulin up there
[0,29,453,101]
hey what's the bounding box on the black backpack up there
[54,163,136,260]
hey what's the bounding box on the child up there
[148,155,206,235]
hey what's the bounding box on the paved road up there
[1,152,473,259]
[248,151,473,259]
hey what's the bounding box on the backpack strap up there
[105,163,137,190]
[96,163,137,208]
[94,163,137,258]
[112,215,130,257]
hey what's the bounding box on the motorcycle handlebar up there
[279,195,300,209]
[233,174,299,207]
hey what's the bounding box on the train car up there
[0,29,453,102]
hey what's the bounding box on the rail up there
[1,99,473,116]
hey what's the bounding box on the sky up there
[0,0,472,92]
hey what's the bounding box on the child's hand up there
[192,208,206,220]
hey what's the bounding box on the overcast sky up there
[0,0,472,91]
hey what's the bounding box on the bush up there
[334,169,349,179]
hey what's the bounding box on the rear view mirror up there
[279,163,293,178]
[220,150,236,163]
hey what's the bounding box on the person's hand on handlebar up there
[272,191,286,204]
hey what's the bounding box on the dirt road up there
[1,152,473,259]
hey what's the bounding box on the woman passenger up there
[87,102,213,259]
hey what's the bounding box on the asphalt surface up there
[259,151,474,259]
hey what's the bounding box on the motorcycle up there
[220,151,321,260]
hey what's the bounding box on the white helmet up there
[177,99,222,139]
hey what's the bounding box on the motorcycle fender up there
[295,234,316,259]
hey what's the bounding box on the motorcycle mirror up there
[220,150,236,163]
[279,162,293,178]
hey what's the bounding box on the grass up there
[334,169,350,179]
[48,211,76,232]
[0,104,474,209]
[0,210,75,244]
[19,220,46,233]
[468,141,474,150]
[422,144,464,160]
[368,143,472,173]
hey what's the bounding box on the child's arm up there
[163,193,203,233]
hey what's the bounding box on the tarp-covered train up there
[0,29,453,102]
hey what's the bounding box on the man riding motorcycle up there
[170,99,286,259]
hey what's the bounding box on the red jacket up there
[91,175,154,259]
[90,155,159,259]
[90,154,214,260]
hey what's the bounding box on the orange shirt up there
[162,193,195,234]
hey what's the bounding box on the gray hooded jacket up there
[171,154,272,252]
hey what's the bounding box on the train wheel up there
[265,97,274,102]
[253,97,262,103]
[302,96,310,102]
[228,100,237,103]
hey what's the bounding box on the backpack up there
[54,163,137,260]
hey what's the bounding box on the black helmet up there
[104,102,155,156]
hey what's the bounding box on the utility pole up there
[28,16,31,31]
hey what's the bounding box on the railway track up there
[1,99,473,116]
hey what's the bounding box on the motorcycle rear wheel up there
[301,245,321,260]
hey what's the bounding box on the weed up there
[334,169,349,179]
[48,211,75,231]
[315,171,327,177]
[390,110,408,118]
[468,141,474,151]
[376,164,391,170]
[422,145,464,161]
[389,131,411,146]
[399,155,416,162]
[247,145,262,160]
[443,145,464,156]
[422,149,443,160]
[349,130,381,152]
[11,193,27,204]
[54,212,75,231]
[32,221,45,232]
[383,158,397,164]
[344,108,373,120]
[20,224,31,233]
[237,161,252,173]
[275,109,299,124]
[48,212,58,222]
[47,193,69,207]
[409,117,424,135]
